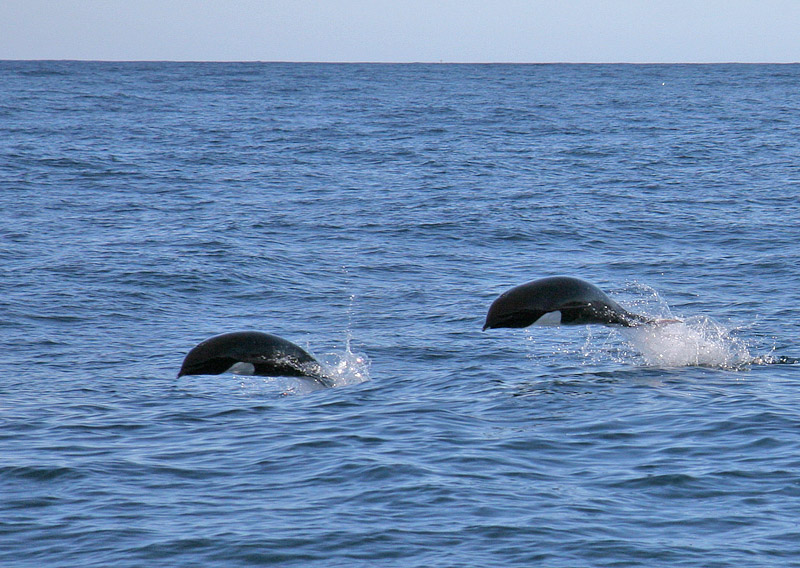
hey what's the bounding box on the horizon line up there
[3,59,799,65]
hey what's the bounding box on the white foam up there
[557,283,763,370]
[619,316,752,369]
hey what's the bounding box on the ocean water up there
[1,61,800,567]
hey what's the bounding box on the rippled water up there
[2,62,800,567]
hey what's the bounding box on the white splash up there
[316,332,372,387]
[231,335,370,397]
[315,293,372,387]
[619,316,752,369]
[564,282,764,370]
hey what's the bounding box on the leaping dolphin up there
[177,331,333,387]
[483,276,654,330]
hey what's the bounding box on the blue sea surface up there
[2,61,800,567]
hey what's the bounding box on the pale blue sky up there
[2,0,799,63]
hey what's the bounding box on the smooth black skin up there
[177,331,333,387]
[483,276,650,330]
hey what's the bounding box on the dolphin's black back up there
[177,331,332,386]
[484,276,648,329]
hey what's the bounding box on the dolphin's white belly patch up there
[533,310,562,326]
[227,361,256,375]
